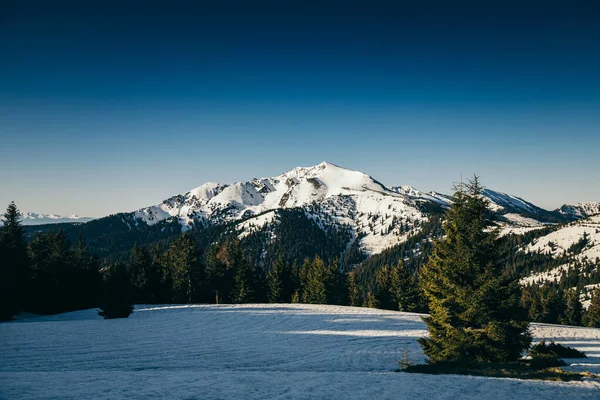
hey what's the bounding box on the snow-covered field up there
[1,304,599,399]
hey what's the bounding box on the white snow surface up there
[1,304,599,399]
[525,215,600,263]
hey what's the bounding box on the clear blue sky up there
[1,1,599,216]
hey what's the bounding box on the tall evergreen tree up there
[158,235,204,303]
[267,256,284,303]
[205,244,225,304]
[0,201,28,320]
[70,234,101,310]
[392,261,420,312]
[418,177,531,363]
[231,249,254,303]
[346,271,361,307]
[375,265,396,310]
[300,256,329,304]
[129,243,152,303]
[562,289,582,326]
[98,263,134,319]
[585,288,600,328]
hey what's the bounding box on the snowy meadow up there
[1,304,599,399]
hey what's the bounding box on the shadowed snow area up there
[1,304,599,399]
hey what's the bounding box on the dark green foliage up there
[22,213,185,265]
[346,271,361,306]
[156,234,205,303]
[0,202,28,320]
[27,230,101,315]
[300,257,329,304]
[562,289,583,326]
[375,262,420,312]
[527,353,566,369]
[402,358,591,382]
[241,209,355,270]
[585,288,600,327]
[98,263,134,319]
[530,340,586,358]
[266,256,284,303]
[418,177,531,363]
[521,285,566,324]
[231,246,255,304]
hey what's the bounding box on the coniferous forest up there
[2,199,600,327]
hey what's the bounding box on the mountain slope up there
[557,202,600,220]
[519,214,600,305]
[132,162,434,256]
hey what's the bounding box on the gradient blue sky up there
[1,1,599,216]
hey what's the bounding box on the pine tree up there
[129,243,152,303]
[70,234,101,310]
[159,235,204,303]
[301,256,329,304]
[418,177,531,363]
[98,263,134,319]
[585,288,600,328]
[231,251,254,304]
[562,289,582,326]
[267,256,284,303]
[363,291,378,308]
[0,202,28,320]
[375,265,396,310]
[393,261,420,312]
[346,271,361,306]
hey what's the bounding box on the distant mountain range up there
[23,162,598,254]
[21,213,94,226]
[19,162,600,300]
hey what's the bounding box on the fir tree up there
[393,261,420,312]
[418,177,531,363]
[375,265,396,310]
[346,271,361,306]
[98,263,134,319]
[585,288,600,328]
[267,256,284,303]
[159,235,204,303]
[0,201,28,320]
[562,289,582,326]
[69,234,101,310]
[300,256,329,304]
[129,243,152,303]
[231,251,254,303]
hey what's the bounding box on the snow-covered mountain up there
[21,213,94,226]
[132,162,435,255]
[124,161,570,256]
[556,202,600,220]
[520,214,600,306]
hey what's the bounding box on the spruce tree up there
[129,243,152,303]
[375,265,396,310]
[418,177,531,363]
[267,257,284,303]
[159,235,204,303]
[231,253,253,303]
[585,288,600,328]
[346,271,361,307]
[562,289,582,326]
[0,201,28,320]
[98,263,134,319]
[393,261,420,312]
[300,256,329,304]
